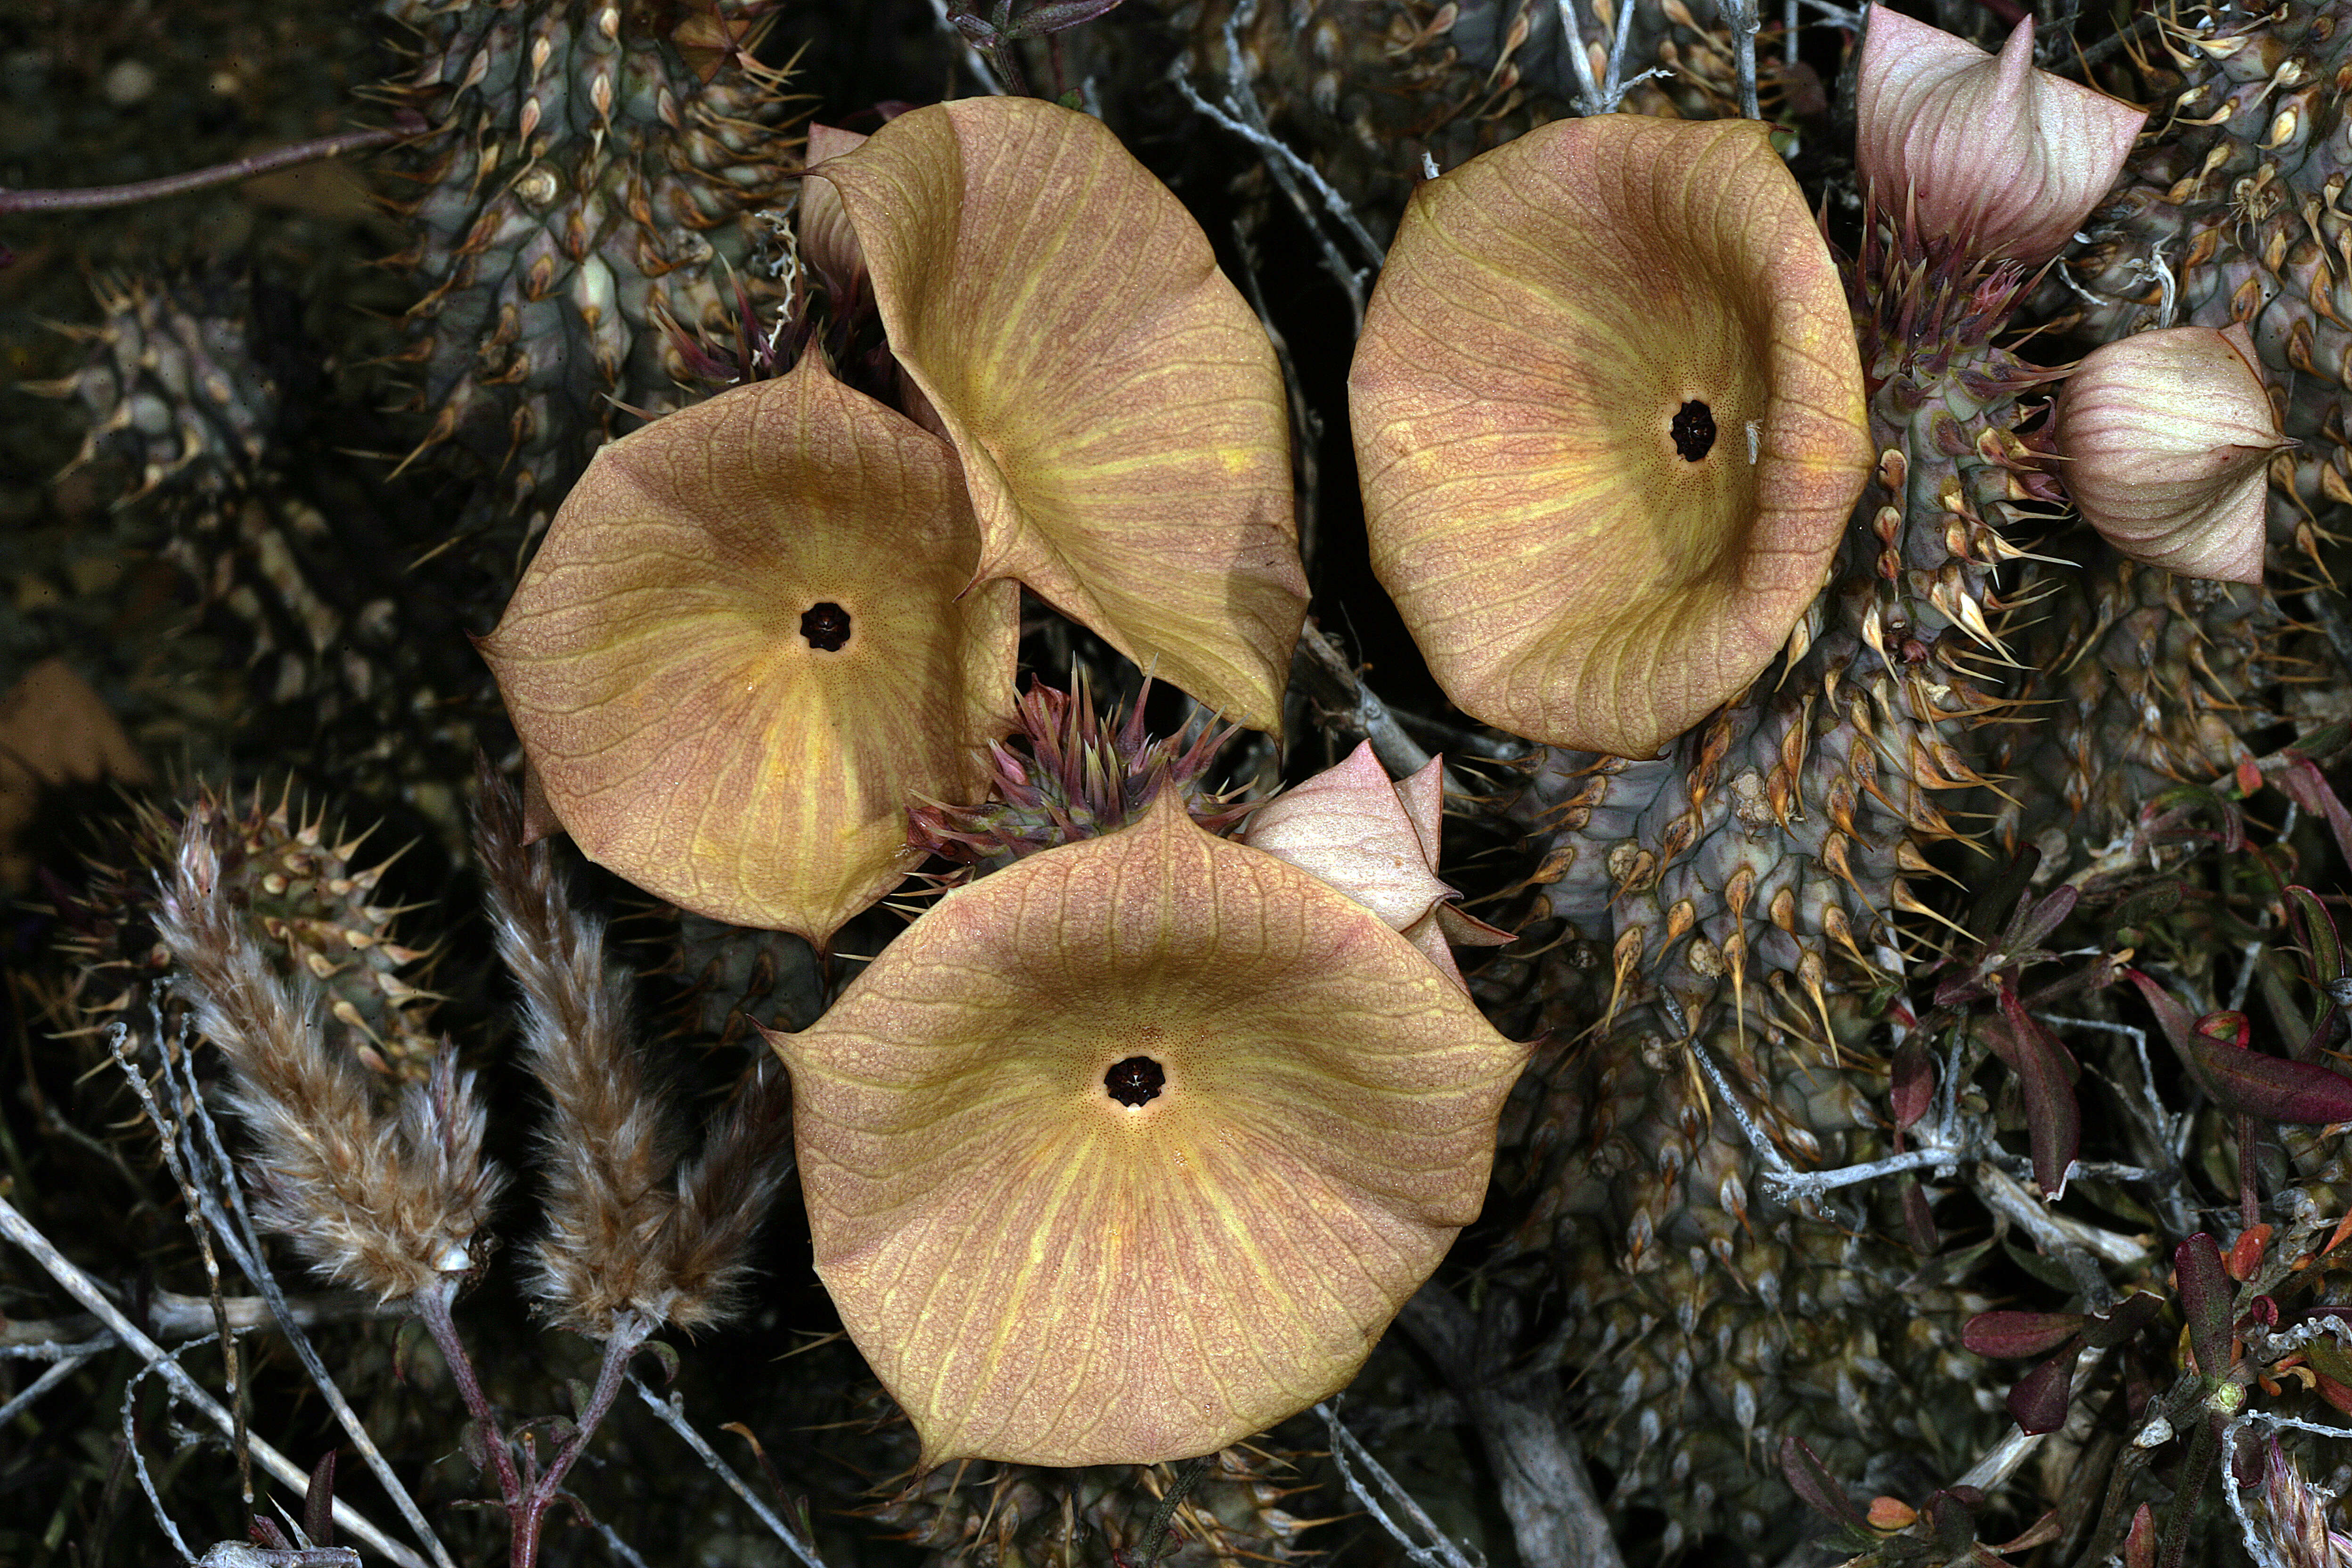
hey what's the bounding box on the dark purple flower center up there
[1104,1056,1165,1107]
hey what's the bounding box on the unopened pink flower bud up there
[2052,323,2288,585]
[1855,12,2145,263]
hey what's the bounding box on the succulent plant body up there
[378,0,799,545]
[38,273,486,826]
[52,789,442,1087]
[866,1427,1316,1568]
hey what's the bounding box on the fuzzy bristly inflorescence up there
[153,800,503,1302]
[906,677,1248,878]
[474,768,790,1337]
[54,788,447,1084]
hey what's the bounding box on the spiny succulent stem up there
[0,126,407,217]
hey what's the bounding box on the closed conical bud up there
[1855,12,2144,264]
[2052,324,2287,585]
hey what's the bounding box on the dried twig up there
[1317,1398,1487,1568]
[0,1194,426,1568]
[1168,0,1382,334]
[1396,1284,1625,1568]
[0,128,404,215]
[628,1376,828,1568]
[0,1290,392,1353]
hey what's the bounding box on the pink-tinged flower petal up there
[1350,115,1870,757]
[480,357,1018,948]
[2053,324,2286,584]
[810,98,1307,733]
[799,123,871,299]
[1855,12,2145,263]
[768,791,1529,1466]
[1395,755,1445,866]
[1242,741,1457,931]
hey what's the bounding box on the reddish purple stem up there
[412,1279,654,1568]
[0,126,405,217]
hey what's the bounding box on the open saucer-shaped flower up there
[808,97,1307,732]
[767,792,1527,1467]
[1855,12,2145,264]
[480,356,1018,947]
[2053,323,2286,585]
[1349,115,1870,758]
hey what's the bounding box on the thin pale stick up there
[165,1030,458,1568]
[628,1375,828,1568]
[0,128,401,214]
[0,1195,426,1568]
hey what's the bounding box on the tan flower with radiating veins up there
[481,355,1019,948]
[1349,115,1870,758]
[766,792,1528,1467]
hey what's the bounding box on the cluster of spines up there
[376,0,799,523]
[52,788,443,1086]
[907,679,1246,877]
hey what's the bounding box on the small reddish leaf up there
[1964,1310,2084,1359]
[1890,1035,1935,1129]
[2276,757,2352,868]
[1867,1496,1918,1530]
[2176,1233,2233,1377]
[2197,1010,2251,1049]
[2124,1503,2156,1568]
[2190,1035,2352,1123]
[1983,1000,2081,1198]
[2286,886,2344,987]
[2128,969,2198,1054]
[1901,1179,1939,1256]
[2005,1344,2079,1434]
[304,1449,336,1547]
[1920,1486,1986,1552]
[2081,1291,2164,1350]
[1963,847,2041,947]
[2007,883,2079,959]
[1987,1510,2064,1554]
[1780,1436,1873,1533]
[2131,971,2352,1123]
[2226,1224,2271,1282]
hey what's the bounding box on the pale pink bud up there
[2052,323,2287,585]
[1241,743,1510,988]
[1855,12,2145,263]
